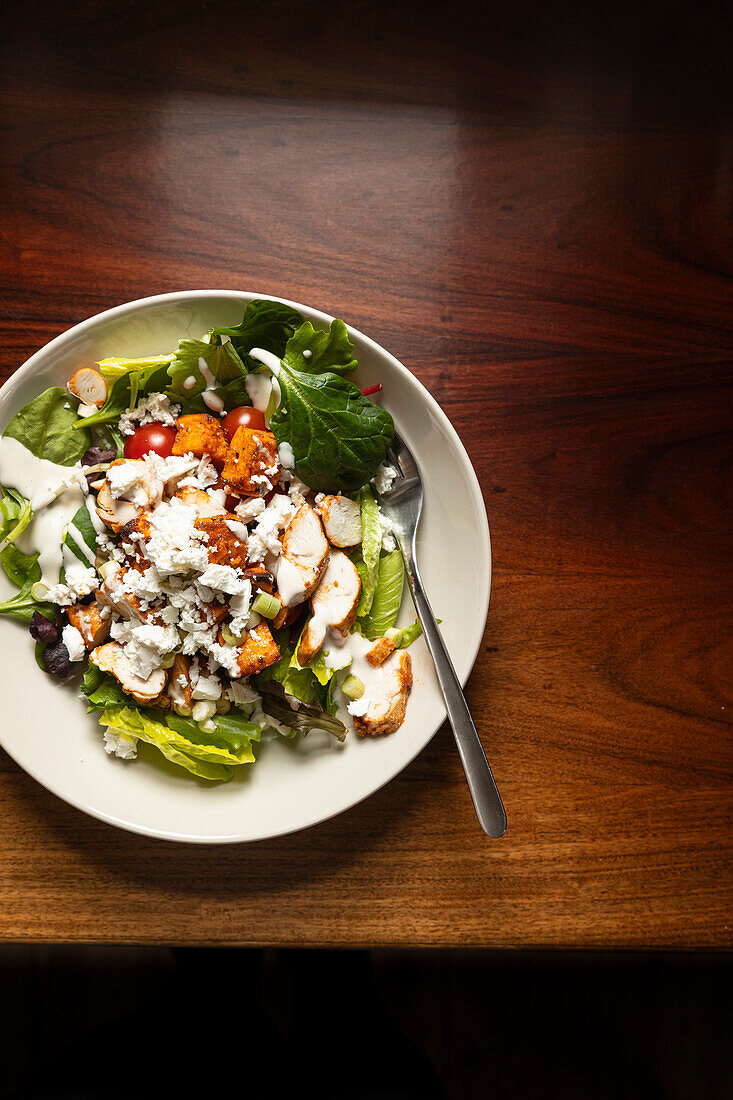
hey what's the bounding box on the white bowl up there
[0,291,491,842]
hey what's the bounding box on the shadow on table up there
[0,946,730,1099]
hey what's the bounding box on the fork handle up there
[399,541,507,838]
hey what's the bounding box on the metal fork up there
[376,433,507,838]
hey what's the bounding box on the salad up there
[0,299,422,782]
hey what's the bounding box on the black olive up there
[81,446,117,466]
[41,640,74,680]
[29,611,59,644]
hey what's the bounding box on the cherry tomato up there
[124,423,177,460]
[222,405,266,442]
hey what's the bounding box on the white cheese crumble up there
[61,623,86,661]
[145,498,209,576]
[235,497,266,525]
[118,392,181,436]
[373,463,398,495]
[103,728,138,760]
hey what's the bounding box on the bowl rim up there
[0,289,491,843]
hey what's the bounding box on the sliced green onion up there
[221,623,247,647]
[161,653,177,669]
[251,592,282,619]
[342,675,365,700]
[215,698,231,715]
[31,582,49,602]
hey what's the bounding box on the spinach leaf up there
[62,503,98,565]
[81,665,129,710]
[0,487,33,547]
[166,337,246,401]
[74,364,171,430]
[4,387,90,464]
[0,545,55,624]
[210,299,303,362]
[176,374,252,416]
[269,367,394,494]
[283,319,357,375]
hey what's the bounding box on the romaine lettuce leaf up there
[99,706,252,782]
[354,487,382,616]
[4,387,90,464]
[388,621,423,648]
[283,319,357,375]
[97,355,172,381]
[358,549,404,639]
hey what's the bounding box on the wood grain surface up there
[0,0,731,947]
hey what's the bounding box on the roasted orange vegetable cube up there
[222,426,279,496]
[194,515,249,569]
[172,414,228,467]
[234,620,281,677]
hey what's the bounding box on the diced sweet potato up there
[194,515,249,569]
[67,602,110,649]
[234,620,281,677]
[222,426,280,497]
[172,414,228,468]
[167,654,194,710]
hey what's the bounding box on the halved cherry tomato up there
[124,423,177,460]
[222,405,266,442]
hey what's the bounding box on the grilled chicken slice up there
[365,636,396,667]
[277,504,329,607]
[67,367,107,408]
[352,650,412,737]
[296,550,361,665]
[67,602,110,649]
[90,641,167,705]
[174,486,227,518]
[317,495,362,548]
[95,481,142,532]
[167,654,194,711]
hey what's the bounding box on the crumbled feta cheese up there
[103,728,138,760]
[247,495,296,561]
[110,620,179,680]
[373,463,398,495]
[46,563,99,606]
[178,455,219,490]
[288,477,310,507]
[61,623,86,661]
[378,507,396,552]
[198,564,250,596]
[347,695,370,717]
[235,497,266,525]
[118,392,180,436]
[144,498,209,576]
[192,673,223,701]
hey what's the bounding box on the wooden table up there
[0,0,730,947]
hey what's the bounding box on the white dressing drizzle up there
[0,436,86,586]
[197,356,225,414]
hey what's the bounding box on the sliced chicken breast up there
[90,641,167,705]
[277,504,329,607]
[352,650,412,737]
[297,549,361,665]
[317,494,362,548]
[174,486,227,518]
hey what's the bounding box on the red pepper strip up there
[361,384,383,396]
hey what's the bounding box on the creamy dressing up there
[196,356,226,414]
[325,632,400,718]
[278,441,295,469]
[0,437,86,586]
[65,522,96,564]
[246,348,283,414]
[275,555,307,606]
[183,375,197,390]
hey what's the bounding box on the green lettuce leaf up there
[269,368,394,494]
[166,338,246,401]
[354,487,382,617]
[99,706,252,782]
[62,503,98,566]
[0,487,33,547]
[257,682,347,742]
[4,387,90,464]
[210,299,303,362]
[0,544,55,624]
[81,664,130,710]
[358,549,404,639]
[97,355,173,381]
[388,621,423,648]
[166,711,260,763]
[283,319,357,375]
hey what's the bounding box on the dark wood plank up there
[0,0,730,946]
